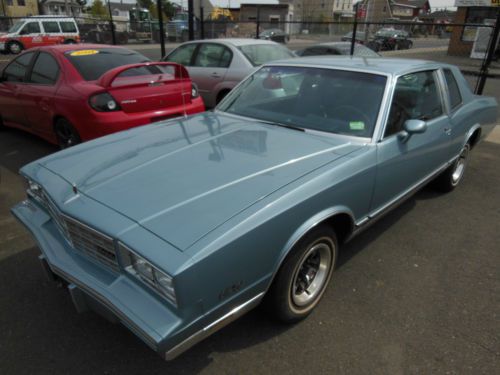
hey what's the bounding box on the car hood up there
[40,112,363,251]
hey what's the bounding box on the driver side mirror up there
[398,119,427,143]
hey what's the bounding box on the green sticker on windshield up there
[349,121,365,130]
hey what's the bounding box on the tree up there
[89,0,108,19]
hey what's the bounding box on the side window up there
[60,21,77,33]
[385,70,443,138]
[42,22,61,33]
[443,69,462,110]
[20,22,41,35]
[2,52,35,83]
[194,44,232,68]
[165,43,197,66]
[30,53,60,85]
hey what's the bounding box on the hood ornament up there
[72,184,78,194]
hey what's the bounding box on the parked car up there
[163,38,295,107]
[0,16,80,54]
[12,57,497,360]
[367,28,413,51]
[341,31,367,44]
[259,28,289,43]
[0,44,204,148]
[295,42,380,57]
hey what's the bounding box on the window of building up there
[18,0,26,5]
[462,7,497,42]
[6,0,13,5]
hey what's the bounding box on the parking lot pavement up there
[1,126,499,374]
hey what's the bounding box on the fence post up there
[188,0,194,40]
[107,0,116,45]
[476,10,500,95]
[350,2,359,56]
[256,6,261,39]
[157,0,166,57]
[200,6,204,39]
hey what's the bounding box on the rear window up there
[65,48,150,81]
[60,21,77,33]
[238,44,295,66]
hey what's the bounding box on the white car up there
[163,38,295,107]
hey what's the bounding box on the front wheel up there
[7,41,22,54]
[434,143,470,192]
[265,225,337,322]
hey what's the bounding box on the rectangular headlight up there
[119,243,177,306]
[24,177,43,200]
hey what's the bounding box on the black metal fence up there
[1,15,498,94]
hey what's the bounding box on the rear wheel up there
[54,118,81,149]
[265,225,337,322]
[434,143,470,192]
[7,41,22,54]
[216,89,230,105]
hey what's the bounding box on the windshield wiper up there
[255,119,305,132]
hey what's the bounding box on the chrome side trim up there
[165,292,265,361]
[353,157,456,232]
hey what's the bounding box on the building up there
[110,2,135,18]
[39,0,83,16]
[358,0,430,22]
[1,0,39,17]
[448,0,498,57]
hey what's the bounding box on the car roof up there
[267,57,451,76]
[180,38,279,47]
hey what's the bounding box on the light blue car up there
[12,57,497,360]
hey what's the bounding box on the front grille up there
[33,189,119,273]
[64,217,119,273]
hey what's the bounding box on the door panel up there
[371,70,452,211]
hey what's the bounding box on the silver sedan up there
[162,38,295,108]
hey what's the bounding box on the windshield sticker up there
[70,50,99,57]
[349,121,365,131]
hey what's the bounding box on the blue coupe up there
[12,57,497,359]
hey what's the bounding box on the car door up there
[188,43,232,105]
[17,21,44,49]
[371,70,452,211]
[20,52,61,139]
[0,51,36,127]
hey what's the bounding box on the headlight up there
[24,177,43,200]
[119,243,177,306]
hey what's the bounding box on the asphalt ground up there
[1,41,500,374]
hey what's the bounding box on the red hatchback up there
[0,44,205,148]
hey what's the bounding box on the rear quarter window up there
[443,69,462,110]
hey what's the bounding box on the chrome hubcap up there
[10,44,20,53]
[452,146,469,185]
[292,240,332,307]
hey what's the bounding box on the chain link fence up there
[0,14,498,93]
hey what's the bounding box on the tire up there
[265,225,338,323]
[434,143,470,192]
[54,118,81,149]
[7,41,22,55]
[216,90,230,105]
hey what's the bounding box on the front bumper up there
[11,198,263,360]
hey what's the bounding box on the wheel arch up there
[265,206,356,292]
[466,124,481,149]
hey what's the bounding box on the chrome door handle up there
[444,127,452,135]
[211,72,220,78]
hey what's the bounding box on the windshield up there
[65,48,150,81]
[238,44,295,66]
[218,66,387,138]
[8,21,24,34]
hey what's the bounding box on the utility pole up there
[188,0,194,40]
[157,0,166,57]
[107,0,116,45]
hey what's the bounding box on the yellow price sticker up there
[70,49,99,56]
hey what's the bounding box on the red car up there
[0,44,205,148]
